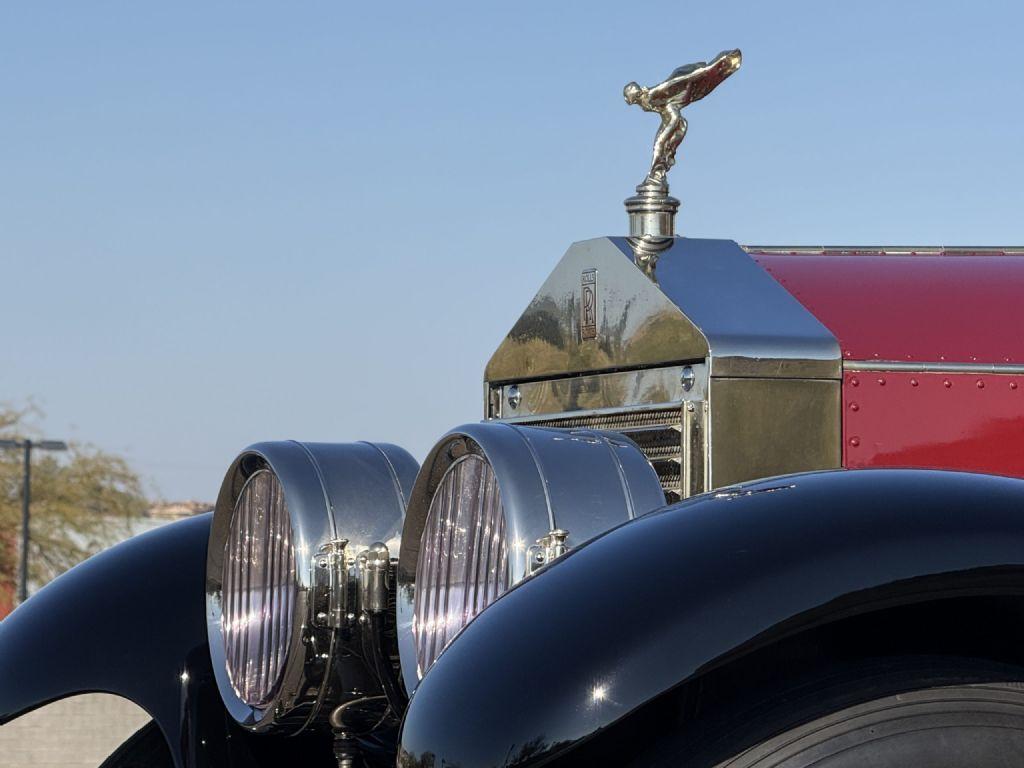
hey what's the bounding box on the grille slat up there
[521,407,683,503]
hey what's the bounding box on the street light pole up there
[19,441,30,605]
[0,438,68,603]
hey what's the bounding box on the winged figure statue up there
[625,49,742,188]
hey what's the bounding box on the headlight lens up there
[413,454,509,676]
[221,469,296,708]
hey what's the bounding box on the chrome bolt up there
[507,385,522,410]
[681,366,696,392]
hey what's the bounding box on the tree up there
[0,403,147,598]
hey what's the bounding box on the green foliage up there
[0,403,147,592]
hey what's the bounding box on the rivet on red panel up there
[977,380,985,389]
[877,377,886,386]
[944,379,952,388]
[849,402,860,412]
[910,378,919,387]
[849,437,861,447]
[850,377,860,387]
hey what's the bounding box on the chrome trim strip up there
[843,360,1024,374]
[494,364,706,420]
[744,245,1024,256]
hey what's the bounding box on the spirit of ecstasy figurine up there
[623,49,742,269]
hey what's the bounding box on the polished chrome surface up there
[646,238,841,379]
[485,237,706,384]
[623,182,679,271]
[527,528,570,574]
[357,542,391,615]
[683,399,709,498]
[396,423,664,693]
[311,538,348,629]
[622,50,741,265]
[708,377,841,487]
[494,364,709,502]
[504,374,841,497]
[493,364,706,420]
[514,406,689,501]
[506,384,522,410]
[485,237,840,384]
[844,360,1024,374]
[681,365,696,392]
[485,237,841,502]
[625,50,742,189]
[206,440,418,732]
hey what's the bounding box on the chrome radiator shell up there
[485,237,842,494]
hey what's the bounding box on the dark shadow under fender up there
[397,469,1024,767]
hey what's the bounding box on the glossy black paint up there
[0,514,219,766]
[398,469,1024,767]
[0,512,356,768]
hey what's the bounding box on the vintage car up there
[3,51,1024,768]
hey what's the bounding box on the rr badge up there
[581,269,598,341]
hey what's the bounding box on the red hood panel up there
[751,252,1024,364]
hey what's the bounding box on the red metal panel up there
[843,371,1024,477]
[752,253,1024,364]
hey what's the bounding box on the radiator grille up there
[519,407,684,503]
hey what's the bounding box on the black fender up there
[397,469,1024,767]
[0,514,225,767]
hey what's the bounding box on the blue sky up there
[2,2,1022,501]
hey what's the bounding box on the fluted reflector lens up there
[222,469,297,708]
[413,454,509,677]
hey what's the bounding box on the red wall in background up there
[0,582,12,619]
[0,531,14,619]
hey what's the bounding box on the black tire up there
[98,721,174,768]
[632,656,1024,768]
[714,682,1024,767]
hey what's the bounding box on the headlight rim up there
[206,443,337,731]
[220,465,297,709]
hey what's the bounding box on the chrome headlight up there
[396,423,664,692]
[206,441,418,732]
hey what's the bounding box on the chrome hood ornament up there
[624,49,742,268]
